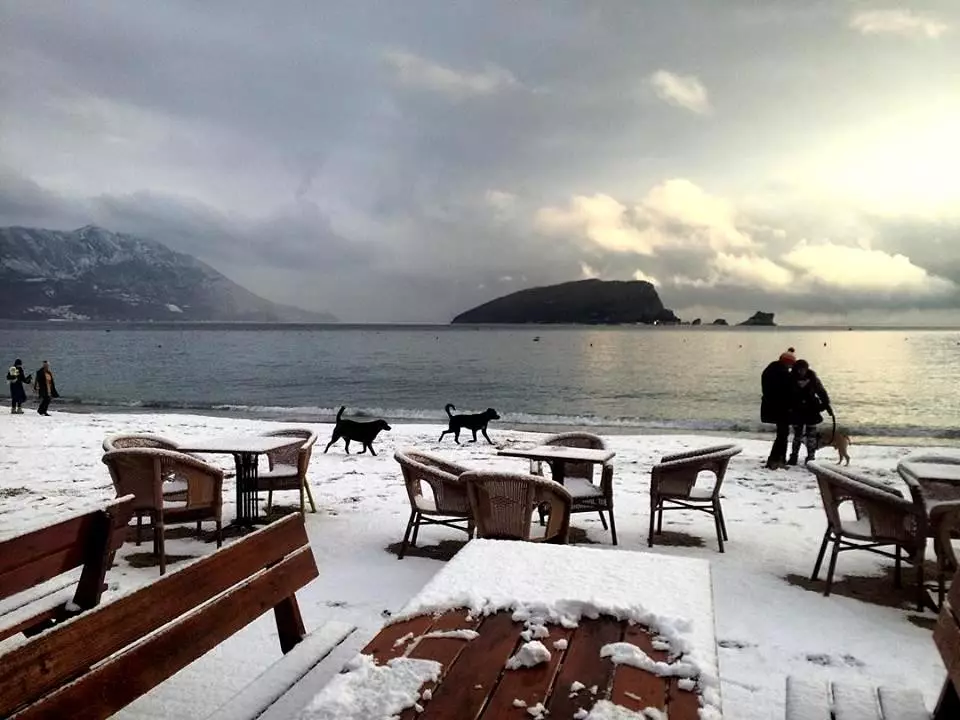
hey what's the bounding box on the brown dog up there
[814,426,852,465]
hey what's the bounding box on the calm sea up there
[1,322,958,445]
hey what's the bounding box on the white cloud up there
[484,189,517,213]
[713,253,794,289]
[648,70,711,114]
[383,50,519,98]
[580,262,600,279]
[632,269,658,285]
[782,241,955,296]
[534,179,753,256]
[850,10,950,39]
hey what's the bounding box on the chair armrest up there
[661,444,740,463]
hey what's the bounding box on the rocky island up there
[739,311,776,326]
[452,279,680,325]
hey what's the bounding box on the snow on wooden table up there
[298,540,721,719]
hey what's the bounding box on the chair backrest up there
[0,496,135,637]
[807,462,925,551]
[102,433,180,453]
[651,445,742,498]
[544,432,606,481]
[394,449,471,515]
[263,429,317,475]
[102,448,223,513]
[463,471,571,543]
[0,513,318,720]
[933,568,960,717]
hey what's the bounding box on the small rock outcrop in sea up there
[451,279,679,325]
[691,318,702,326]
[739,311,776,326]
[711,319,729,326]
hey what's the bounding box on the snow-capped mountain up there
[0,225,336,322]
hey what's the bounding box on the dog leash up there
[828,412,837,446]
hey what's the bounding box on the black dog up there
[324,406,392,455]
[439,403,500,445]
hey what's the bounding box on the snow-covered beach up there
[0,411,950,718]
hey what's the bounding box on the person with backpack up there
[33,360,59,416]
[6,359,32,414]
[788,358,833,465]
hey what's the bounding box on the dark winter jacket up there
[760,360,793,424]
[34,367,58,399]
[789,370,831,426]
[7,365,30,404]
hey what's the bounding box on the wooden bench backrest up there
[934,571,960,715]
[0,496,135,641]
[1,512,319,720]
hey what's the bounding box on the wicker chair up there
[464,471,572,544]
[807,461,928,610]
[102,434,197,522]
[648,444,742,552]
[529,432,617,545]
[102,448,224,574]
[256,429,318,516]
[394,450,474,559]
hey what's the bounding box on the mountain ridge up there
[0,225,335,322]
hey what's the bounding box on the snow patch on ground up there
[506,641,552,670]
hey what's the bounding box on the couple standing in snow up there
[761,348,833,469]
[7,359,58,415]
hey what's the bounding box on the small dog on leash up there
[814,426,852,465]
[324,406,391,455]
[439,403,500,445]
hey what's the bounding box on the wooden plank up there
[0,513,311,717]
[667,678,703,720]
[11,547,318,720]
[933,603,960,689]
[545,617,623,718]
[877,686,930,720]
[785,677,831,720]
[479,625,574,719]
[418,612,520,720]
[831,681,881,720]
[0,590,72,642]
[364,615,438,663]
[610,626,668,712]
[948,572,960,611]
[399,610,484,720]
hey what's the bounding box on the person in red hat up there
[761,348,796,469]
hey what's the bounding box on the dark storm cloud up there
[1,1,958,322]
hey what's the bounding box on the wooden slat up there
[480,625,574,719]
[418,612,520,720]
[610,626,668,712]
[364,615,438,663]
[545,617,622,718]
[877,686,930,720]
[0,592,72,643]
[0,513,311,717]
[948,573,960,611]
[12,547,318,720]
[831,682,881,720]
[399,610,483,720]
[934,602,960,689]
[667,678,703,720]
[785,677,831,720]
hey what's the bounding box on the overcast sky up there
[1,1,958,323]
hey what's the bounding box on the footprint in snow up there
[718,639,755,650]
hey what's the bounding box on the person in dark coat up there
[34,360,59,416]
[788,359,833,465]
[761,349,796,469]
[6,359,32,414]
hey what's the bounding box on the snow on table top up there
[498,445,616,463]
[177,435,302,454]
[394,539,720,714]
[899,458,960,483]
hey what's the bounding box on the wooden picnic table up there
[498,445,615,486]
[178,435,302,527]
[284,539,721,719]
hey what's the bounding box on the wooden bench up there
[785,569,960,720]
[0,495,134,643]
[0,512,355,720]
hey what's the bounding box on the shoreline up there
[40,403,960,448]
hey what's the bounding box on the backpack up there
[7,366,18,383]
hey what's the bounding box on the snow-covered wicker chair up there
[256,429,318,516]
[648,444,742,552]
[808,461,928,611]
[102,448,224,574]
[464,471,572,544]
[529,432,617,545]
[102,433,199,520]
[394,450,474,559]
